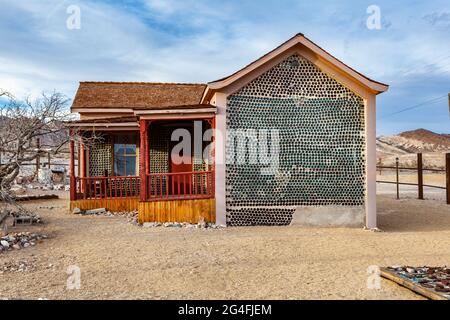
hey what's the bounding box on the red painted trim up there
[76,118,217,203]
[139,119,147,201]
[142,117,214,122]
[211,117,216,197]
[144,171,213,201]
[80,143,86,193]
[77,143,81,177]
[75,176,140,200]
[146,121,151,175]
[72,171,214,202]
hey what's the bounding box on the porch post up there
[77,143,80,177]
[80,140,86,193]
[365,95,377,229]
[139,119,148,201]
[211,117,216,197]
[214,93,227,226]
[69,129,76,201]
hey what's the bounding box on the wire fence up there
[377,152,450,204]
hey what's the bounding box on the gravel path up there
[1,193,449,300]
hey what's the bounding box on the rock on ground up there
[0,232,47,254]
[1,194,450,300]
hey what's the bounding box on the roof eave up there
[204,34,389,99]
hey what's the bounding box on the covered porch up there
[68,113,216,223]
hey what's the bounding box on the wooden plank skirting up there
[70,198,139,212]
[138,198,216,224]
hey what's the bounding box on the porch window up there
[113,134,137,176]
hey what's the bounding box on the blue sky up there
[0,0,449,135]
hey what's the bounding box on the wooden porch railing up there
[145,171,214,201]
[75,176,140,200]
[73,171,215,201]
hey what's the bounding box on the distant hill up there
[377,129,450,156]
[377,129,450,168]
[0,116,68,152]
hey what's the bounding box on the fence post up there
[396,157,400,200]
[417,153,424,200]
[446,153,450,205]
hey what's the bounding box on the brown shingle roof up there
[71,82,207,110]
[67,116,138,124]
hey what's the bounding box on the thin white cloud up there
[0,0,449,135]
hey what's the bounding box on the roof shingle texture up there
[71,82,207,110]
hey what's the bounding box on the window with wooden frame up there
[113,134,137,176]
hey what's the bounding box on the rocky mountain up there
[377,129,450,168]
[377,129,450,156]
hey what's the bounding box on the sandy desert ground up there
[1,190,450,300]
[377,173,446,187]
[377,173,447,202]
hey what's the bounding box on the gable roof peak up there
[205,33,388,100]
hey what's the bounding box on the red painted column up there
[139,119,147,201]
[69,129,76,201]
[77,143,81,177]
[80,141,86,193]
[146,121,151,176]
[211,117,216,197]
[146,121,151,197]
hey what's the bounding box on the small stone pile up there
[387,266,450,296]
[0,258,54,274]
[0,232,48,254]
[142,221,224,229]
[73,208,138,224]
[0,259,37,273]
[106,210,138,224]
[71,207,224,229]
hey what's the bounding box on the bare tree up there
[0,90,12,99]
[0,91,72,202]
